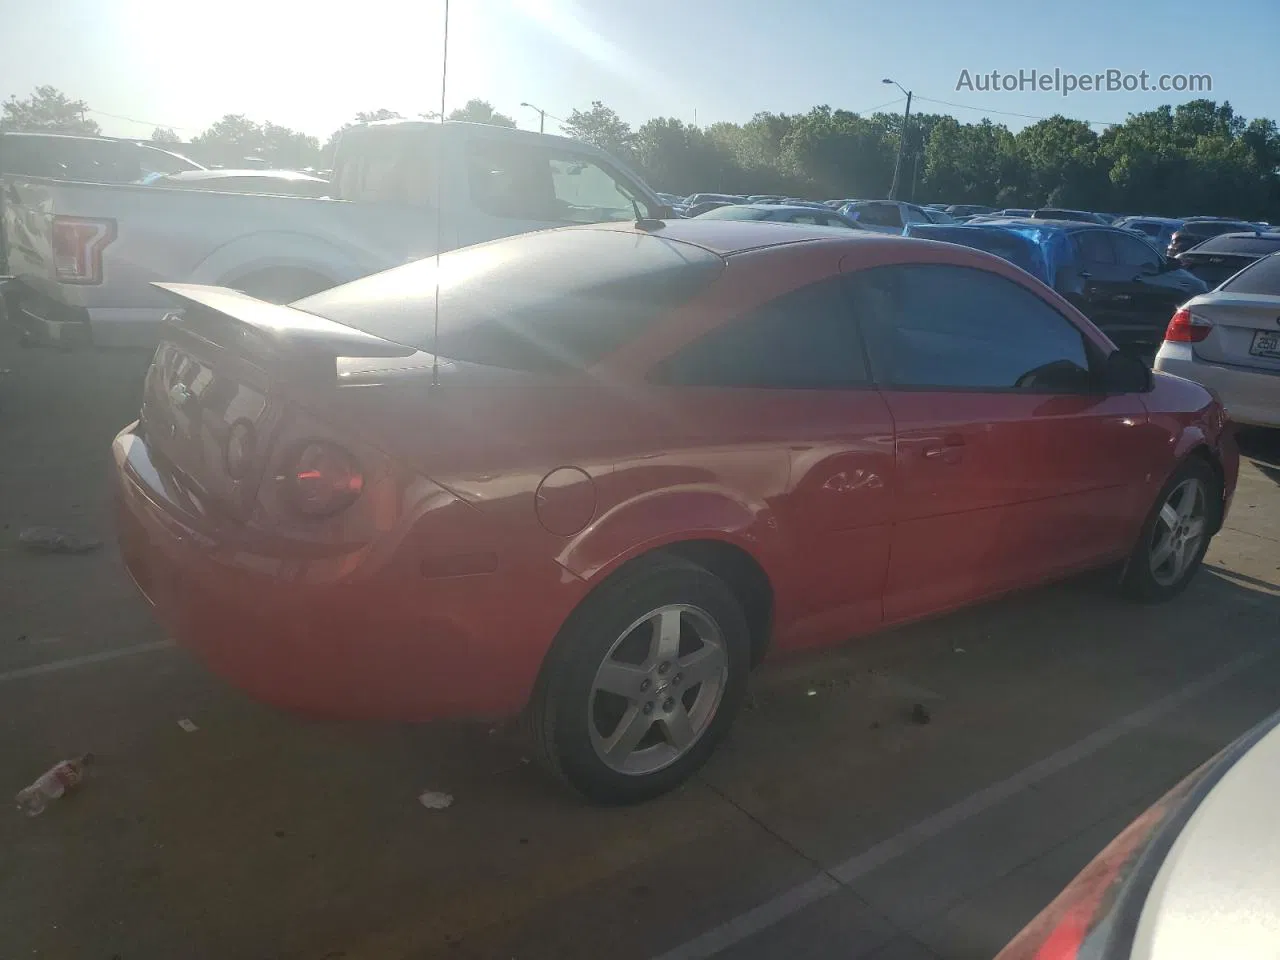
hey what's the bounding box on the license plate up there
[1249,329,1280,359]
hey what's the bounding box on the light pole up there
[882,78,912,201]
[519,101,547,134]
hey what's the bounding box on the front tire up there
[1122,458,1220,602]
[531,555,750,804]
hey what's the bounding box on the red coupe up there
[112,220,1237,803]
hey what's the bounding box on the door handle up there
[1079,270,1093,280]
[922,435,964,463]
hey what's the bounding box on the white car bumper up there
[1155,343,1280,428]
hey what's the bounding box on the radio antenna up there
[431,0,450,387]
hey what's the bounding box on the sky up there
[3,0,1278,142]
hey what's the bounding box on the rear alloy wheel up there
[1123,458,1220,602]
[531,556,750,804]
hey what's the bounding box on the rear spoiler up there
[153,282,416,361]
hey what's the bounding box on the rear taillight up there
[1164,307,1212,343]
[286,441,363,516]
[51,216,116,284]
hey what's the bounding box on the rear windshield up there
[1221,252,1280,295]
[1183,220,1254,236]
[294,229,724,372]
[1188,234,1280,256]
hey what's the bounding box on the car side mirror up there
[1102,349,1152,393]
[1164,256,1181,272]
[1139,261,1160,276]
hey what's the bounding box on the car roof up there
[590,218,883,256]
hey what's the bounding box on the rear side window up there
[1073,230,1116,263]
[339,129,433,206]
[848,263,1092,391]
[296,229,723,372]
[658,278,867,389]
[1221,253,1280,295]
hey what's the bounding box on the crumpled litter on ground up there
[18,527,102,554]
[417,790,454,810]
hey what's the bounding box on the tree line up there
[5,85,1279,218]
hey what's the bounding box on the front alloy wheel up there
[1148,478,1207,587]
[1123,457,1220,602]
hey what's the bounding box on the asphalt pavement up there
[3,332,1279,960]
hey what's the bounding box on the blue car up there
[903,223,1056,285]
[905,220,1207,352]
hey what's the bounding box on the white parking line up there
[653,643,1274,960]
[0,640,175,684]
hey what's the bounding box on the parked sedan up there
[840,200,936,233]
[113,220,1236,804]
[997,711,1280,960]
[903,223,1052,284]
[693,203,863,228]
[932,220,1207,353]
[1167,219,1258,257]
[1175,231,1280,288]
[1114,215,1184,252]
[1155,251,1280,427]
[683,199,735,218]
[1032,208,1110,225]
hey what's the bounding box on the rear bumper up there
[112,421,579,722]
[3,281,165,349]
[1155,345,1280,428]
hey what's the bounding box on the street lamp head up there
[881,78,894,84]
[520,102,533,108]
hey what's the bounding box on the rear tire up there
[1122,457,1220,603]
[531,555,750,805]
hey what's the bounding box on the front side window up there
[549,157,641,222]
[848,263,1093,391]
[1111,232,1162,271]
[658,278,867,389]
[467,140,649,222]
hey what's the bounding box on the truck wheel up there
[530,555,750,805]
[1122,457,1220,603]
[230,268,334,304]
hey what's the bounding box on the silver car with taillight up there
[1154,251,1280,428]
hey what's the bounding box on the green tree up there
[322,109,403,162]
[1,86,100,134]
[1015,116,1107,208]
[150,127,181,145]
[562,101,635,158]
[192,114,319,168]
[446,99,515,127]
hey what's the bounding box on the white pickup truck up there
[1,121,668,347]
